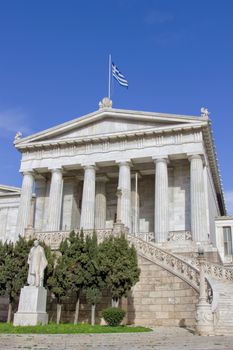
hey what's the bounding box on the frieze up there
[21,130,202,162]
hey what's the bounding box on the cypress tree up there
[46,252,71,324]
[99,234,140,307]
[83,232,105,325]
[60,230,87,324]
[0,237,33,322]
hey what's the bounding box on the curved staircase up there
[128,234,233,336]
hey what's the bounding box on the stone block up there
[161,304,175,312]
[173,311,195,319]
[148,304,162,312]
[13,286,48,326]
[148,291,163,298]
[174,304,196,311]
[154,311,169,319]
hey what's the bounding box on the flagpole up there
[108,54,111,99]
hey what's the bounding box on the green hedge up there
[102,307,126,326]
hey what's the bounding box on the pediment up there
[48,116,186,140]
[15,108,206,147]
[0,185,21,195]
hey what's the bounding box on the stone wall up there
[0,254,199,327]
[106,180,118,228]
[169,160,191,232]
[0,195,20,243]
[128,255,198,327]
[46,254,198,326]
[139,176,154,233]
[139,161,191,234]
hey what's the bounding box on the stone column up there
[16,171,34,236]
[71,178,81,230]
[154,158,169,242]
[116,188,122,223]
[118,161,132,232]
[95,177,107,229]
[34,178,47,231]
[132,173,140,235]
[46,168,63,231]
[80,165,96,229]
[189,155,208,242]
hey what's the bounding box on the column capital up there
[22,170,34,177]
[187,154,203,162]
[117,160,132,167]
[82,164,98,171]
[153,156,169,165]
[49,167,63,174]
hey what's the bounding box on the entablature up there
[16,123,204,152]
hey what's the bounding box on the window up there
[223,226,232,255]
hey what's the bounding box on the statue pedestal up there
[13,286,48,326]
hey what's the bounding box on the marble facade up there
[9,98,224,249]
[0,185,22,243]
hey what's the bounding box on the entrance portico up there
[16,154,209,245]
[14,98,225,246]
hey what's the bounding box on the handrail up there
[127,233,200,292]
[181,256,233,282]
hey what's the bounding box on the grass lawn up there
[0,322,152,334]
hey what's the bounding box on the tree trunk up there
[91,304,96,326]
[74,297,80,325]
[112,298,119,307]
[7,302,12,323]
[56,303,62,324]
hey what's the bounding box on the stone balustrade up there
[136,230,192,243]
[25,227,233,287]
[128,233,200,292]
[25,227,128,250]
[181,256,233,283]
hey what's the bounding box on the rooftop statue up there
[14,131,22,140]
[201,107,210,118]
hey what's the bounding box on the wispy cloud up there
[144,10,174,25]
[224,191,233,215]
[0,108,31,137]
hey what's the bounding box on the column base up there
[196,302,214,336]
[13,286,48,326]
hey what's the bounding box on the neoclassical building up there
[1,98,233,333]
[13,99,225,244]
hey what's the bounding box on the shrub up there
[102,307,126,326]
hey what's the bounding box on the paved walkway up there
[0,327,232,350]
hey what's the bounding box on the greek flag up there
[112,62,128,88]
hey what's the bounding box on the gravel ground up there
[0,327,232,350]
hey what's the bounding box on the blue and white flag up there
[112,62,128,88]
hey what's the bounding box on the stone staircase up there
[209,278,233,335]
[128,234,233,335]
[31,228,233,335]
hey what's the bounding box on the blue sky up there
[0,0,233,213]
